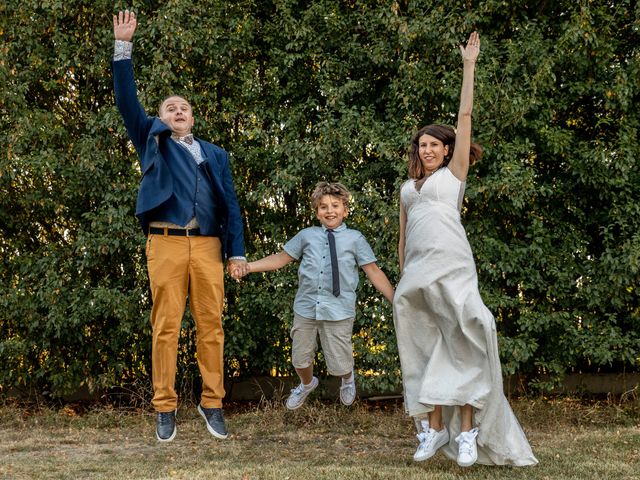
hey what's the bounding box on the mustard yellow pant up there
[146,234,225,412]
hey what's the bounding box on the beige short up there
[291,313,354,376]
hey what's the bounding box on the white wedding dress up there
[393,167,537,466]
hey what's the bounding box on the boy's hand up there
[113,10,137,42]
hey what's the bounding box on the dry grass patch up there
[0,396,638,479]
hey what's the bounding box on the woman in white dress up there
[393,32,537,467]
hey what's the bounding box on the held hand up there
[235,261,251,279]
[227,259,249,281]
[113,10,137,42]
[459,31,480,63]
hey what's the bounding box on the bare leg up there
[460,404,473,431]
[295,365,314,385]
[428,405,444,431]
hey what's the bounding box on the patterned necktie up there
[327,229,340,297]
[172,133,194,145]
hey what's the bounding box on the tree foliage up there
[1,0,638,400]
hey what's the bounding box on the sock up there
[341,372,354,385]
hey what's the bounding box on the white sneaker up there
[285,376,319,410]
[455,427,479,467]
[413,423,450,462]
[339,380,356,406]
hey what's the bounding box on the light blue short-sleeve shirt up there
[283,223,377,321]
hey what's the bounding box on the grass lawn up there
[0,395,638,479]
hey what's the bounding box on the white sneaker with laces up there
[285,376,319,410]
[455,427,479,467]
[339,380,356,406]
[413,421,450,462]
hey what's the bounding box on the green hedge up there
[1,0,638,400]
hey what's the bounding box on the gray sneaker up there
[285,376,319,410]
[156,410,177,442]
[197,404,228,439]
[339,380,356,406]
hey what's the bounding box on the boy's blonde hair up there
[311,182,352,211]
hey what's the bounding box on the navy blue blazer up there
[112,58,245,260]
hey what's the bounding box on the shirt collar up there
[321,223,347,232]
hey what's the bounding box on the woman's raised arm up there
[448,32,480,182]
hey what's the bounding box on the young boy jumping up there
[235,182,394,409]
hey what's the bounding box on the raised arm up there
[112,10,153,151]
[448,32,480,182]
